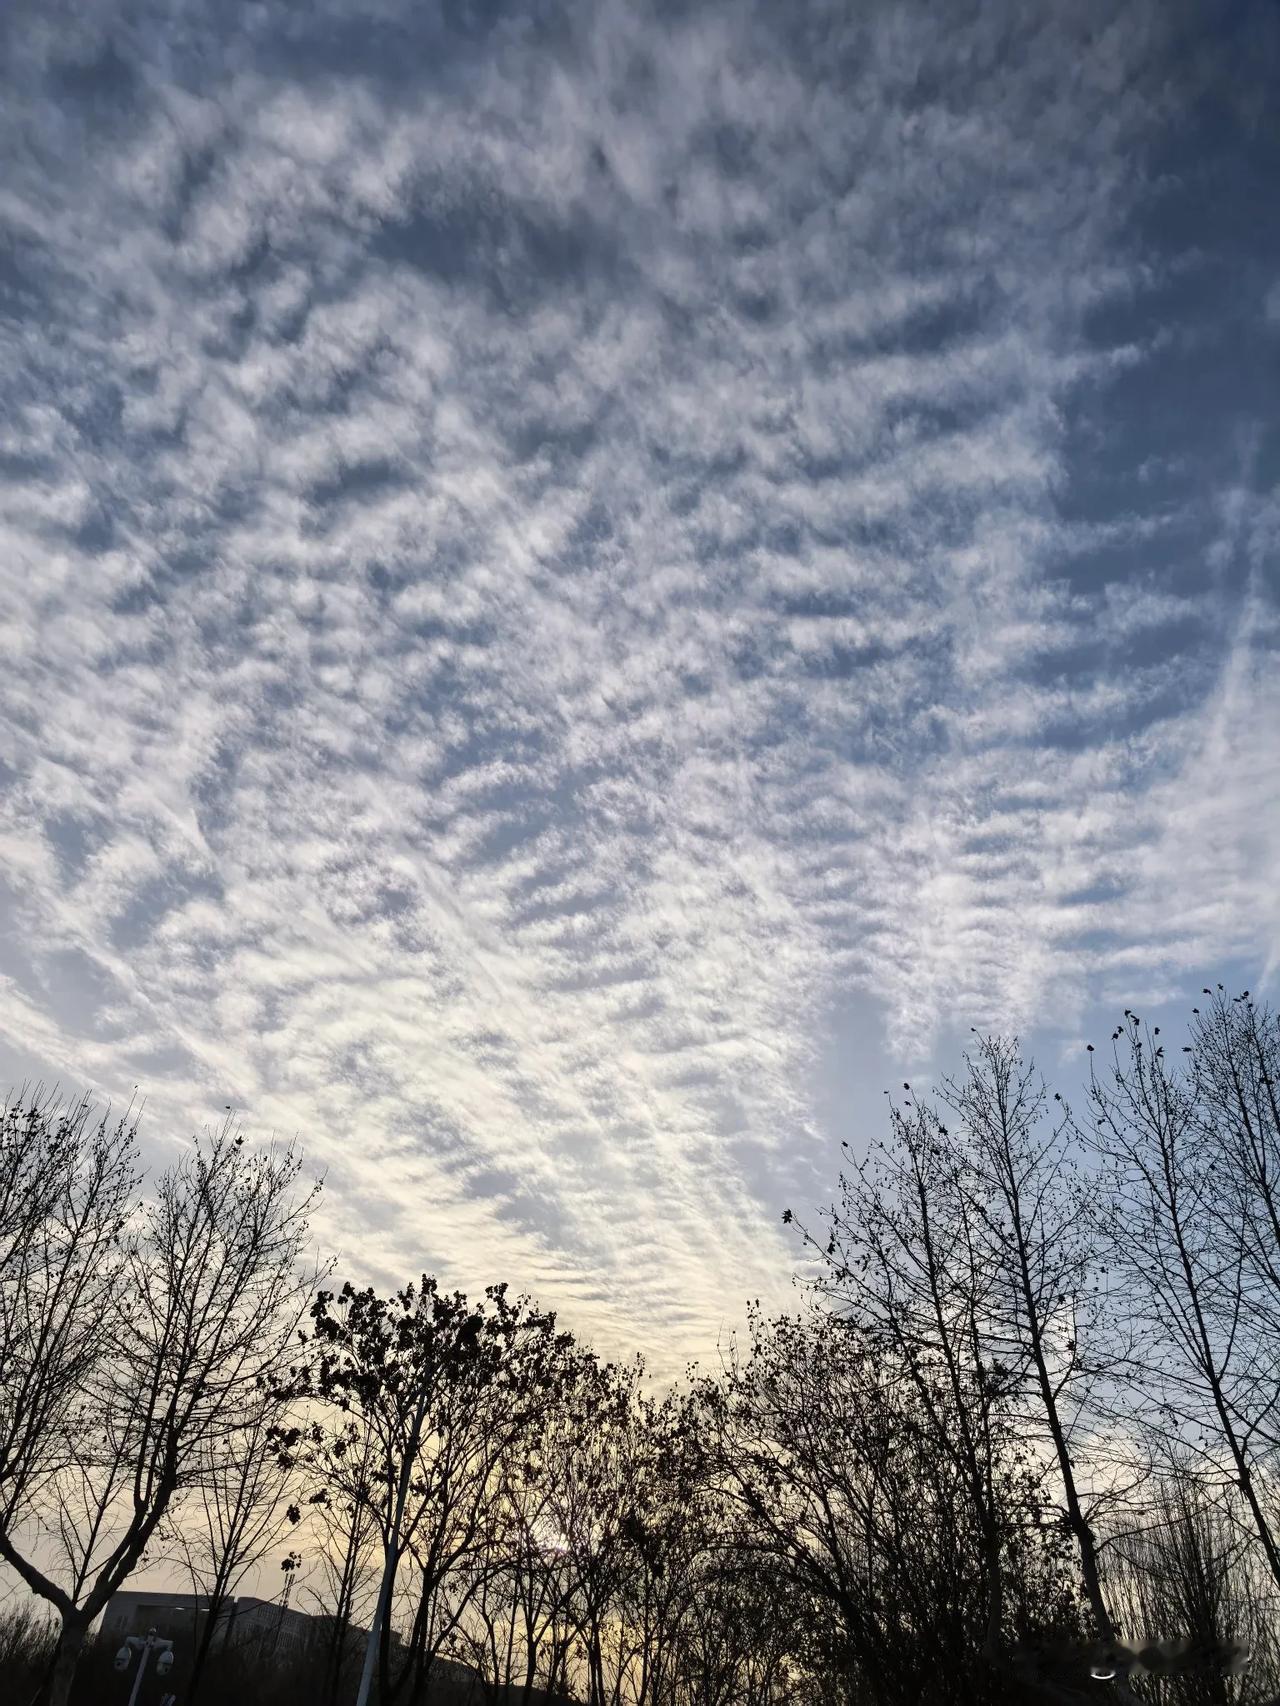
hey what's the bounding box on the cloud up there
[0,0,1276,1373]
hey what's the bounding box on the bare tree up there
[448,1362,608,1706]
[937,1036,1140,1640]
[294,1423,383,1706]
[1078,1010,1280,1589]
[0,1115,320,1706]
[0,1093,138,1547]
[1185,994,1280,1461]
[537,1357,664,1706]
[701,1305,1082,1706]
[559,1384,706,1706]
[791,1095,1021,1664]
[666,1551,798,1706]
[173,1381,299,1700]
[1105,1471,1258,1706]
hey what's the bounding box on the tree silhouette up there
[0,1109,319,1706]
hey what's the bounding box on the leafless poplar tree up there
[793,1095,1019,1663]
[1078,1008,1280,1590]
[936,1036,1140,1640]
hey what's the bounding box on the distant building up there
[98,1590,223,1649]
[98,1589,573,1702]
[98,1589,315,1661]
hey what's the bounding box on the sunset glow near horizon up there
[1,0,1277,1377]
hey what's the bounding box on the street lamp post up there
[114,1625,176,1706]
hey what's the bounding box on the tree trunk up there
[324,1608,352,1706]
[45,1608,91,1706]
[522,1637,538,1706]
[188,1586,229,1701]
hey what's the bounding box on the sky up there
[0,0,1277,1380]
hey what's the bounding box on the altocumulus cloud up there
[0,0,1277,1371]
